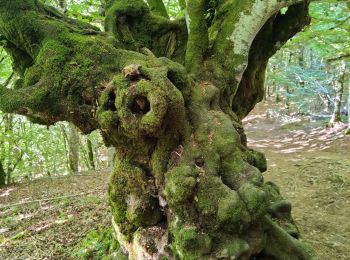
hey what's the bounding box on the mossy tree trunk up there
[0,0,314,258]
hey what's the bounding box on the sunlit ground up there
[245,101,350,259]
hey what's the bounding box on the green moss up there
[195,176,228,216]
[104,0,187,62]
[109,157,162,239]
[164,166,197,206]
[150,132,180,185]
[215,238,250,259]
[243,149,267,173]
[217,192,250,231]
[172,226,212,259]
[185,0,209,75]
[238,183,269,221]
[263,216,315,260]
[97,111,119,130]
[221,156,264,189]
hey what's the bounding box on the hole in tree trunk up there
[289,231,299,239]
[195,158,205,167]
[131,96,150,115]
[107,91,117,111]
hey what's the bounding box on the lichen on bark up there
[0,0,314,259]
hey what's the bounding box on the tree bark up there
[0,0,314,259]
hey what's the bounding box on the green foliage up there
[165,0,185,18]
[0,49,12,82]
[0,111,66,181]
[266,1,349,116]
[43,0,103,25]
[291,1,349,60]
[0,112,109,183]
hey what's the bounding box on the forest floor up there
[0,171,112,259]
[0,101,349,259]
[244,101,350,260]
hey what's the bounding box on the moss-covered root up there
[162,81,313,259]
[263,216,315,259]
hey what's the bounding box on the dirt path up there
[244,102,350,259]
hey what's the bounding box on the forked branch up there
[233,1,311,118]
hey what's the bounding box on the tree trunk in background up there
[86,138,95,170]
[0,1,314,258]
[6,167,12,184]
[346,74,350,135]
[0,160,6,186]
[298,45,305,67]
[107,147,116,168]
[68,123,79,173]
[59,124,70,172]
[58,0,67,13]
[275,84,281,103]
[60,123,80,173]
[330,61,346,126]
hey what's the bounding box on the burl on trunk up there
[0,0,314,259]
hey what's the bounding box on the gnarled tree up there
[0,0,314,259]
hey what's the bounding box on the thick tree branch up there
[185,0,209,75]
[201,0,309,108]
[0,0,190,132]
[232,1,311,118]
[0,0,122,131]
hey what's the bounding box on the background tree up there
[346,74,350,134]
[329,60,346,126]
[0,0,314,259]
[61,122,80,173]
[266,1,349,122]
